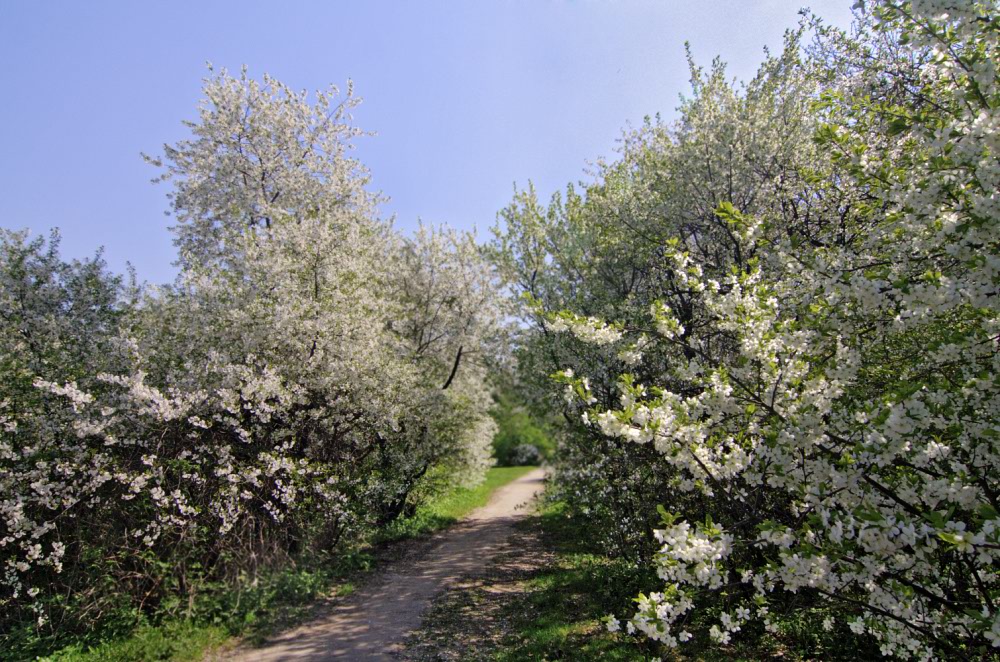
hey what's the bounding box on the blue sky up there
[0,1,853,284]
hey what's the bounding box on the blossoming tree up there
[495,1,1000,658]
[0,68,504,640]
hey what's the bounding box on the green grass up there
[43,622,229,662]
[39,466,537,662]
[493,500,662,661]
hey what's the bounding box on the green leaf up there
[887,116,911,136]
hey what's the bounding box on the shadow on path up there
[222,468,545,661]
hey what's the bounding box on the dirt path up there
[400,516,554,661]
[223,468,545,661]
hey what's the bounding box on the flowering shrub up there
[495,1,1000,658]
[0,68,503,645]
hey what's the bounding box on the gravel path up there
[223,468,545,661]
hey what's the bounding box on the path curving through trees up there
[223,468,545,661]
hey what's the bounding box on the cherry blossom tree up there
[498,1,1000,657]
[0,68,504,642]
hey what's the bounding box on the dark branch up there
[441,345,463,390]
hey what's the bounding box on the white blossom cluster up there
[546,312,624,345]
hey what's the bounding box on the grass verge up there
[37,466,538,662]
[492,500,661,661]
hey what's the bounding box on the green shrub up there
[490,389,554,465]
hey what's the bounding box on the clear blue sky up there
[0,1,852,284]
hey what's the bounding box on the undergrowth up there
[496,500,882,661]
[23,466,536,662]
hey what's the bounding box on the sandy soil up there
[221,468,545,661]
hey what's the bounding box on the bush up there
[508,444,542,466]
[490,387,553,465]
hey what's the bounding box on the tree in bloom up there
[0,230,128,633]
[492,23,825,563]
[498,1,1000,658]
[0,68,504,646]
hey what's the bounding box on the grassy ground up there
[491,501,661,661]
[37,465,537,662]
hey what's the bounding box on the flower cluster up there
[546,312,624,345]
